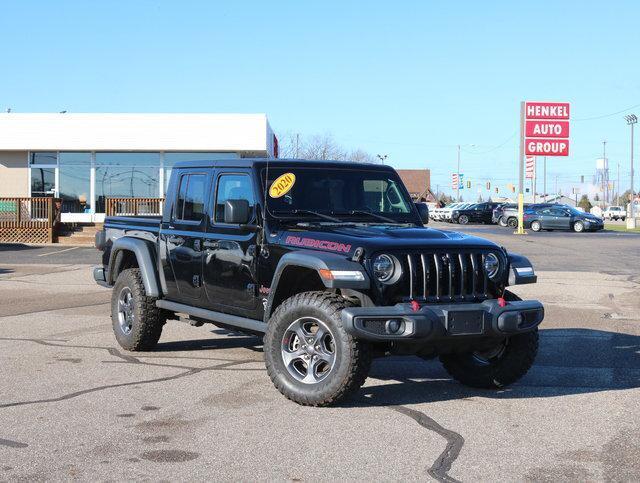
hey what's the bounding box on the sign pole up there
[516,101,526,234]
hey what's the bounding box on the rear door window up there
[174,174,207,222]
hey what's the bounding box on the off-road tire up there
[507,217,518,228]
[573,221,585,233]
[264,291,372,406]
[530,220,542,232]
[111,268,165,351]
[439,291,538,389]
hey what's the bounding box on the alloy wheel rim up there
[281,317,336,384]
[117,287,135,335]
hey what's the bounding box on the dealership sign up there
[524,101,570,156]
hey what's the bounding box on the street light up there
[624,114,637,228]
[376,154,388,164]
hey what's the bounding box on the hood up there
[274,224,500,256]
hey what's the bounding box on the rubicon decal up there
[285,236,351,253]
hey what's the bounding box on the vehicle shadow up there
[0,268,14,275]
[350,328,640,407]
[0,243,39,251]
[155,329,263,352]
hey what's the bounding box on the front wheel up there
[499,216,508,227]
[507,217,518,228]
[530,220,542,232]
[573,221,585,233]
[264,292,372,406]
[458,215,469,225]
[440,329,538,388]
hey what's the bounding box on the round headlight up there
[373,254,395,282]
[484,253,501,280]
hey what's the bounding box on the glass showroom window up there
[58,152,92,213]
[29,152,57,197]
[94,152,160,213]
[163,152,237,194]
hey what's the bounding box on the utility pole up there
[602,140,607,208]
[516,102,525,234]
[295,133,300,158]
[617,163,620,206]
[457,145,461,202]
[625,114,637,228]
[543,156,547,202]
[533,156,537,203]
[555,175,559,199]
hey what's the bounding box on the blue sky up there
[1,1,639,198]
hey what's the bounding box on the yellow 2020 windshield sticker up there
[269,173,296,198]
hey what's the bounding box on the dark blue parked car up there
[523,205,604,233]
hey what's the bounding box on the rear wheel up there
[507,217,518,228]
[111,268,165,351]
[458,215,469,225]
[530,220,542,232]
[573,221,585,233]
[264,292,372,406]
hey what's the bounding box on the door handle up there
[203,240,219,250]
[167,236,185,245]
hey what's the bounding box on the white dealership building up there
[0,113,278,223]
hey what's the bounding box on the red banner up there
[525,102,570,120]
[525,120,569,138]
[526,156,535,179]
[525,138,569,156]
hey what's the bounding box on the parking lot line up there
[37,246,80,257]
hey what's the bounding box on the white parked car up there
[438,202,474,222]
[603,206,626,221]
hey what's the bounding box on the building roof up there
[0,113,276,155]
[396,169,431,197]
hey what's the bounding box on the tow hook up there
[498,297,507,307]
[410,300,420,312]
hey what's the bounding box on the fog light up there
[385,319,402,334]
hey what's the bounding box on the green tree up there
[577,194,592,213]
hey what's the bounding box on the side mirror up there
[224,199,250,224]
[415,202,429,224]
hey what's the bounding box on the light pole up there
[456,145,461,201]
[376,154,388,164]
[625,114,637,228]
[543,156,547,202]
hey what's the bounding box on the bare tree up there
[276,131,377,162]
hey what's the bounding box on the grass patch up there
[605,223,640,233]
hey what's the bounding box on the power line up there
[573,102,640,122]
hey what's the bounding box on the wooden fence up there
[0,197,60,243]
[105,198,164,217]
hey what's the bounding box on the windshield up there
[263,167,418,224]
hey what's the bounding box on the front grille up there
[378,250,498,304]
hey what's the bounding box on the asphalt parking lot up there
[1,227,639,481]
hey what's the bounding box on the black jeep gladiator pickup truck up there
[94,159,543,406]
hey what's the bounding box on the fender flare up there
[507,253,537,285]
[263,250,370,321]
[107,237,161,297]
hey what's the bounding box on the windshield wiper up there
[272,209,342,223]
[333,210,398,224]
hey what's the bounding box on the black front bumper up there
[341,299,544,341]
